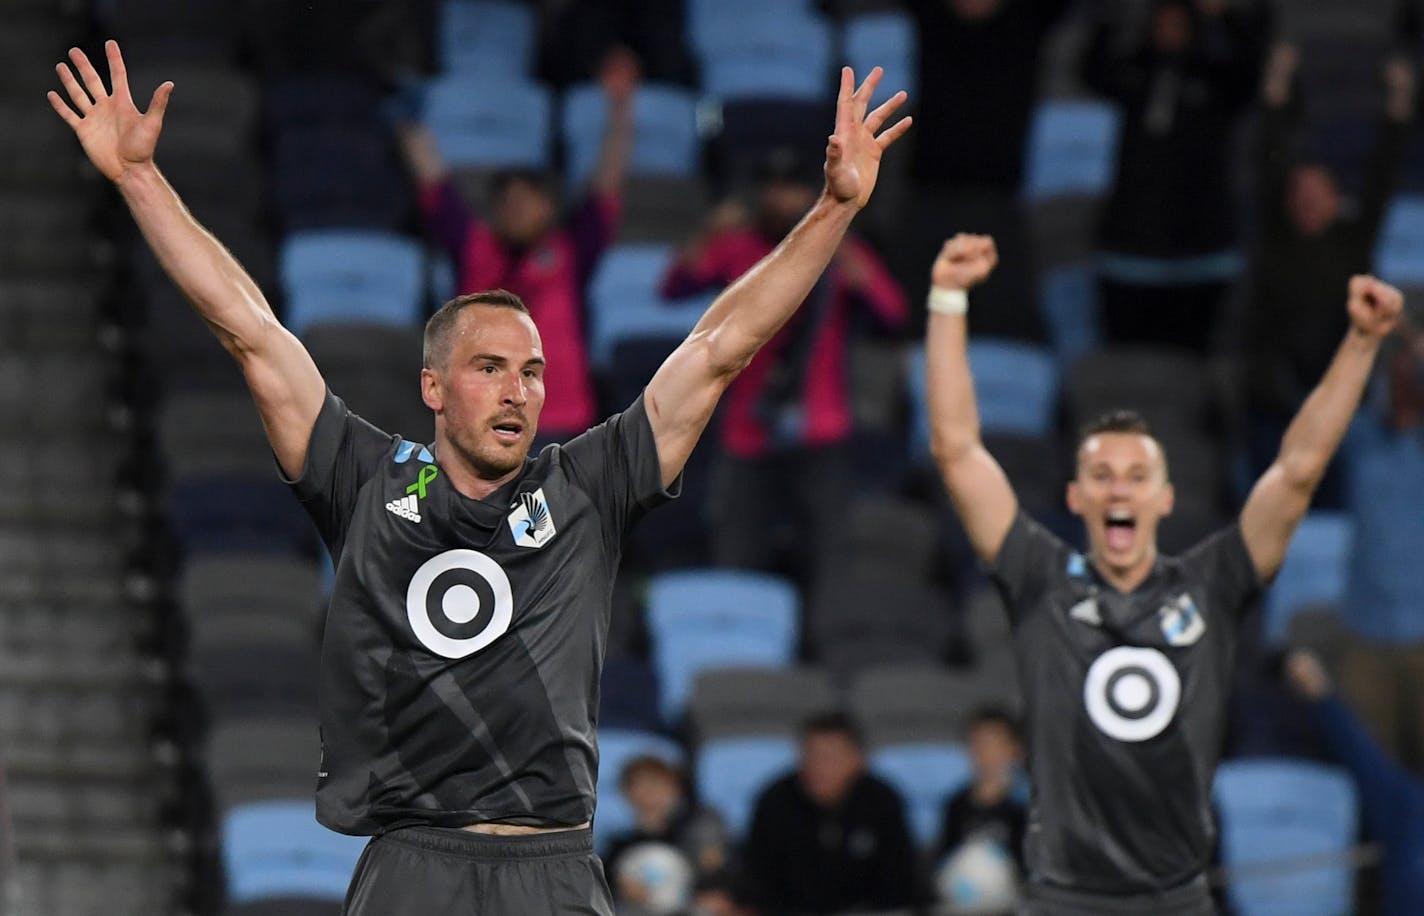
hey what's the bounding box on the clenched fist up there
[931,233,998,292]
[1347,275,1405,340]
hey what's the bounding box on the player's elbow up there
[930,426,980,473]
[694,325,757,381]
[1275,450,1326,496]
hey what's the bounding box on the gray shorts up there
[341,826,614,916]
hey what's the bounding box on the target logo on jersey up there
[1083,646,1181,742]
[405,549,514,659]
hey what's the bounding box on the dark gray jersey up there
[990,511,1261,895]
[286,392,676,835]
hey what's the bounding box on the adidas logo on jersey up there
[385,494,421,523]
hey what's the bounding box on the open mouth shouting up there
[491,416,526,445]
[1104,508,1137,553]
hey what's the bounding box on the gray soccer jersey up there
[286,391,677,835]
[990,511,1262,896]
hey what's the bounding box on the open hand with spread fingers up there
[47,39,172,184]
[931,233,999,292]
[823,66,911,209]
[1347,275,1405,340]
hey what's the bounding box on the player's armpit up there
[231,320,328,480]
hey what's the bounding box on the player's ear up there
[1158,481,1175,518]
[421,367,443,412]
[1066,480,1084,517]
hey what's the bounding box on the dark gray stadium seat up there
[849,663,1002,746]
[302,323,431,441]
[1064,346,1218,431]
[617,175,710,244]
[158,391,275,479]
[687,666,839,743]
[207,718,320,813]
[821,495,941,582]
[0,189,101,279]
[808,572,955,681]
[192,643,319,721]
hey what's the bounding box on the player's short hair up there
[422,289,530,370]
[801,710,865,748]
[618,755,681,792]
[966,706,1022,742]
[1075,409,1170,479]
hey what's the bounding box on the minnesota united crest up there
[507,488,557,549]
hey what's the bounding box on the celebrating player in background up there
[922,234,1403,915]
[49,40,909,916]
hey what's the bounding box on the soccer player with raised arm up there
[922,233,1403,915]
[48,41,909,915]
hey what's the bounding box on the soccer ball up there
[614,841,693,915]
[935,838,1020,914]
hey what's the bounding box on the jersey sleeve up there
[989,510,1069,624]
[1181,520,1263,622]
[281,391,396,554]
[558,391,680,539]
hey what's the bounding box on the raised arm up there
[925,235,1019,565]
[1241,276,1404,579]
[49,41,324,478]
[587,47,638,199]
[642,67,911,486]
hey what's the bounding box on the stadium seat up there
[208,719,322,813]
[125,65,259,150]
[561,83,701,189]
[599,657,662,732]
[168,476,315,557]
[279,231,425,334]
[263,74,382,131]
[98,0,241,61]
[716,99,832,186]
[807,573,955,680]
[439,0,537,77]
[693,8,833,103]
[191,644,319,720]
[617,175,711,244]
[695,735,799,839]
[1023,100,1121,202]
[423,75,552,170]
[687,667,838,742]
[586,244,712,369]
[906,339,1059,461]
[645,570,799,722]
[849,665,992,746]
[594,728,683,854]
[303,323,430,440]
[1264,512,1353,644]
[270,124,409,231]
[871,742,973,848]
[844,11,917,107]
[1063,346,1215,430]
[158,391,278,480]
[1374,193,1424,285]
[1214,759,1359,916]
[1345,416,1424,634]
[1040,264,1101,368]
[222,800,367,904]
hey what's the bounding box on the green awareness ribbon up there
[407,464,438,498]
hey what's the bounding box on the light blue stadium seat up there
[594,728,684,854]
[1344,414,1424,641]
[844,12,917,107]
[1040,264,1101,368]
[694,8,834,103]
[696,735,799,839]
[222,800,368,904]
[561,83,701,189]
[279,230,425,334]
[646,570,799,722]
[424,75,552,170]
[439,0,536,76]
[1374,194,1424,285]
[586,244,712,369]
[1215,759,1359,916]
[906,339,1060,461]
[871,742,973,849]
[1023,100,1121,201]
[1264,512,1353,644]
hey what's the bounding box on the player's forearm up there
[926,311,983,466]
[690,193,857,377]
[1274,330,1382,489]
[396,123,448,187]
[117,162,281,355]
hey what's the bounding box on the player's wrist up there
[927,285,968,315]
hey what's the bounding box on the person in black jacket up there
[1082,0,1270,353]
[935,707,1027,873]
[1244,41,1416,507]
[740,712,925,915]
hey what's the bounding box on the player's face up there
[798,731,864,808]
[422,306,546,480]
[1067,433,1175,581]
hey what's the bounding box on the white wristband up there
[927,287,968,315]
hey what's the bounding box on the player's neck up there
[433,440,524,502]
[1091,549,1158,594]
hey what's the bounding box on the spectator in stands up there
[1245,42,1416,508]
[1082,0,1269,352]
[898,0,1073,341]
[660,149,908,585]
[1337,323,1424,772]
[395,48,639,443]
[605,756,729,899]
[936,707,1027,874]
[740,712,926,915]
[1286,650,1424,915]
[539,0,696,88]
